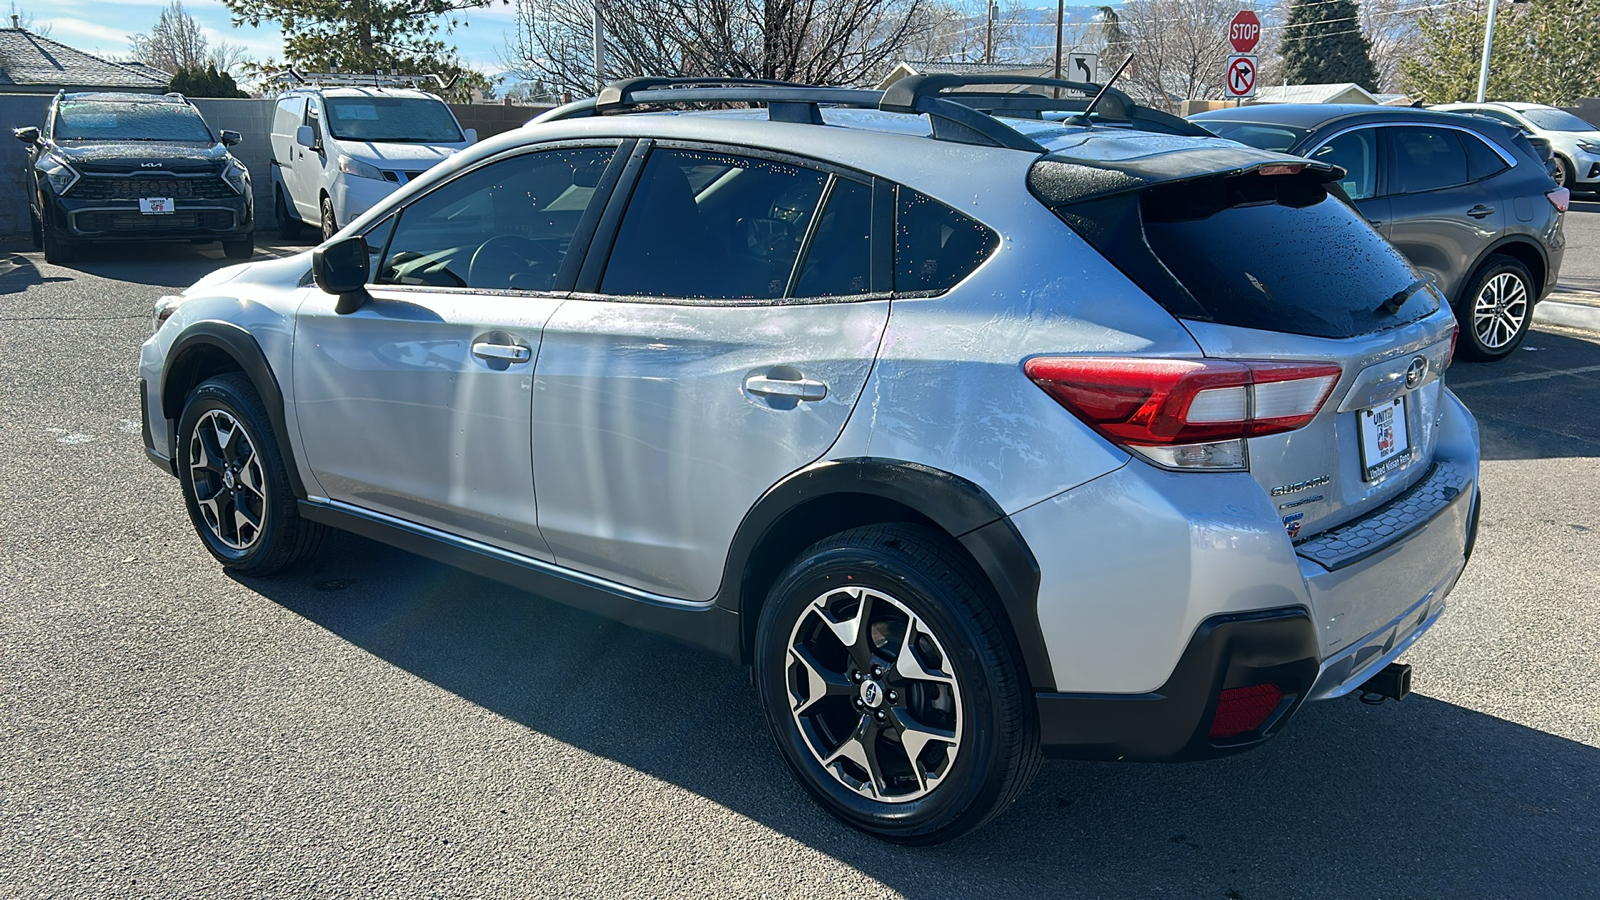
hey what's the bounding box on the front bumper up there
[44,188,252,242]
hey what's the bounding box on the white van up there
[269,81,476,240]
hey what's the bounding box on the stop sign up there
[1229,11,1261,53]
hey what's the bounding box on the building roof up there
[0,28,169,91]
[1254,83,1379,105]
[877,61,1060,92]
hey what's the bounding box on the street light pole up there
[985,0,997,64]
[1475,0,1499,103]
[1053,0,1064,98]
[593,1,605,93]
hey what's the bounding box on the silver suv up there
[139,77,1481,844]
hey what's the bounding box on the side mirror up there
[13,126,39,144]
[295,124,317,149]
[220,130,242,146]
[312,235,370,314]
[463,127,478,145]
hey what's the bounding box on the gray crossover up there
[140,77,1481,844]
[1192,103,1567,362]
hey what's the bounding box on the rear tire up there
[1455,255,1535,362]
[176,373,323,575]
[275,187,302,240]
[753,524,1040,845]
[42,229,74,264]
[222,234,255,259]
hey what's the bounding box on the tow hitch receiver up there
[1358,662,1412,705]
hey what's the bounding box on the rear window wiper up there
[1376,276,1434,316]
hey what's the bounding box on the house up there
[877,61,1063,94]
[0,27,169,93]
[1253,83,1379,105]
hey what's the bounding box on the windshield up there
[1522,108,1598,132]
[324,96,463,143]
[1195,120,1307,152]
[54,101,213,142]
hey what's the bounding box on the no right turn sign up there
[1225,54,1257,99]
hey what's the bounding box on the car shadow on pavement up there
[241,531,1600,899]
[0,250,70,295]
[1448,327,1600,461]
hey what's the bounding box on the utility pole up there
[985,0,998,64]
[1475,0,1499,102]
[1052,0,1064,98]
[593,2,605,93]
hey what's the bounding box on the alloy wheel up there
[188,409,267,551]
[785,585,963,803]
[321,199,336,241]
[1473,271,1529,351]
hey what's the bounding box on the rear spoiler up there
[1029,148,1345,208]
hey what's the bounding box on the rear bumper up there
[1037,607,1319,761]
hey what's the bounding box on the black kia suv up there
[14,92,254,264]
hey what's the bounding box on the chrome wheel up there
[187,409,267,551]
[785,585,963,804]
[1473,271,1529,351]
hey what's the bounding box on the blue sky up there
[38,0,1110,81]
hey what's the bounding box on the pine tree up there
[1280,0,1379,91]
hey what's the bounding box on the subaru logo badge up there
[1404,356,1427,390]
[860,681,881,708]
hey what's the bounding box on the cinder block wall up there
[0,92,553,239]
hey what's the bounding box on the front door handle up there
[472,341,531,363]
[1467,204,1496,219]
[744,373,828,401]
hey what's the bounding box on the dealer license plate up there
[139,198,175,215]
[1359,396,1410,482]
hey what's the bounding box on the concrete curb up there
[1535,299,1600,332]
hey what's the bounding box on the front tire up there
[176,373,322,575]
[29,210,42,249]
[1554,155,1574,189]
[222,234,255,259]
[754,524,1040,845]
[319,195,337,242]
[42,229,74,264]
[1456,255,1535,362]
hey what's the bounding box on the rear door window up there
[1310,129,1379,200]
[894,187,999,294]
[600,148,831,300]
[1389,127,1470,194]
[793,177,873,297]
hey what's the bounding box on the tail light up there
[1024,357,1342,471]
[1547,187,1570,212]
[1446,326,1459,369]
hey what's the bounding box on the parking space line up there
[1448,363,1600,390]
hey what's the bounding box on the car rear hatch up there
[1028,136,1463,651]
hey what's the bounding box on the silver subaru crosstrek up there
[138,76,1481,844]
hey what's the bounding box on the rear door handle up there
[744,373,828,401]
[472,341,531,363]
[1467,204,1496,218]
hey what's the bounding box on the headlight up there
[152,295,184,333]
[1577,140,1600,154]
[35,153,79,196]
[221,157,250,195]
[338,157,385,180]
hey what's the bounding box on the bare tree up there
[504,0,934,96]
[207,40,253,77]
[1098,0,1246,110]
[129,1,209,74]
[1361,0,1424,93]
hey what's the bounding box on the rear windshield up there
[1522,108,1597,132]
[324,96,463,143]
[1038,166,1438,339]
[54,101,213,142]
[1194,120,1307,152]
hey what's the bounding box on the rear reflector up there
[1547,187,1570,212]
[1024,357,1342,447]
[1210,684,1286,738]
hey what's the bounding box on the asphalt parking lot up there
[2,228,1598,898]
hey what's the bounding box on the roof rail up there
[881,73,1212,137]
[532,76,1044,152]
[267,69,460,91]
